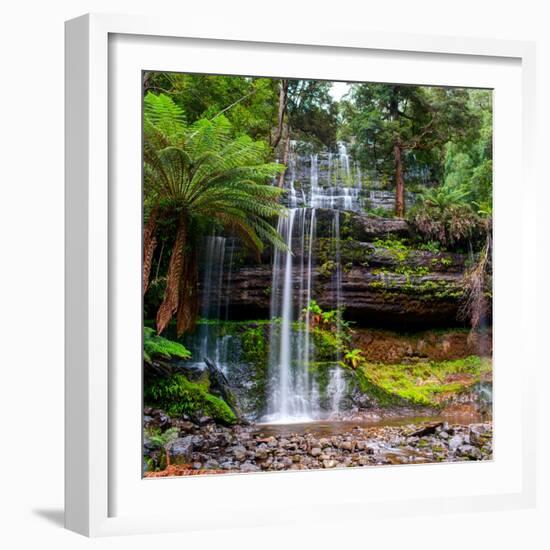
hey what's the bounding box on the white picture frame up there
[65,13,537,537]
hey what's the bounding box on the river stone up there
[169,436,194,464]
[240,462,260,473]
[448,435,463,451]
[198,416,213,426]
[469,424,491,446]
[309,447,322,457]
[458,445,482,460]
[143,415,153,426]
[231,445,247,461]
[178,420,196,433]
[323,459,338,469]
[143,408,172,430]
[254,443,269,459]
[340,441,353,451]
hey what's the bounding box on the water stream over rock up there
[264,145,362,423]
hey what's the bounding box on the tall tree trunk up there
[394,140,405,218]
[277,125,291,187]
[143,207,158,295]
[175,245,199,336]
[156,212,187,334]
[271,79,289,149]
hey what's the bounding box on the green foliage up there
[144,373,237,424]
[240,324,269,365]
[409,184,487,249]
[418,241,441,253]
[344,84,482,185]
[372,238,410,262]
[344,348,365,369]
[287,80,339,149]
[443,90,493,207]
[145,426,180,451]
[144,92,287,252]
[364,206,394,218]
[304,299,323,317]
[358,356,492,407]
[144,72,279,143]
[300,301,352,361]
[143,327,191,364]
[318,260,336,277]
[421,183,470,210]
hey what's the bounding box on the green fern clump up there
[144,373,237,425]
[143,327,191,364]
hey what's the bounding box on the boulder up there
[309,447,322,457]
[457,445,483,460]
[143,408,171,430]
[448,435,464,452]
[169,436,194,465]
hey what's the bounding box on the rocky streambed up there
[143,409,492,476]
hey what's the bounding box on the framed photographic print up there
[65,13,537,536]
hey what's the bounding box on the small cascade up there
[338,142,350,180]
[265,209,316,422]
[224,238,235,320]
[327,367,346,416]
[187,235,238,375]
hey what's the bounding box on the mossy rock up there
[144,372,237,425]
[143,327,191,364]
[356,355,491,408]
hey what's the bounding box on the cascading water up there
[327,366,346,415]
[186,235,237,376]
[198,235,226,358]
[264,144,359,423]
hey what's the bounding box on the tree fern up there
[143,92,287,334]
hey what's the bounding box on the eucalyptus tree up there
[346,84,478,217]
[143,92,286,335]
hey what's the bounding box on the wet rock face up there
[348,214,412,241]
[205,210,480,329]
[144,414,493,474]
[222,265,465,328]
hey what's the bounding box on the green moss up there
[237,323,271,413]
[367,275,464,300]
[319,260,336,277]
[143,327,191,364]
[316,237,373,267]
[357,356,491,408]
[144,373,237,424]
[372,237,411,262]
